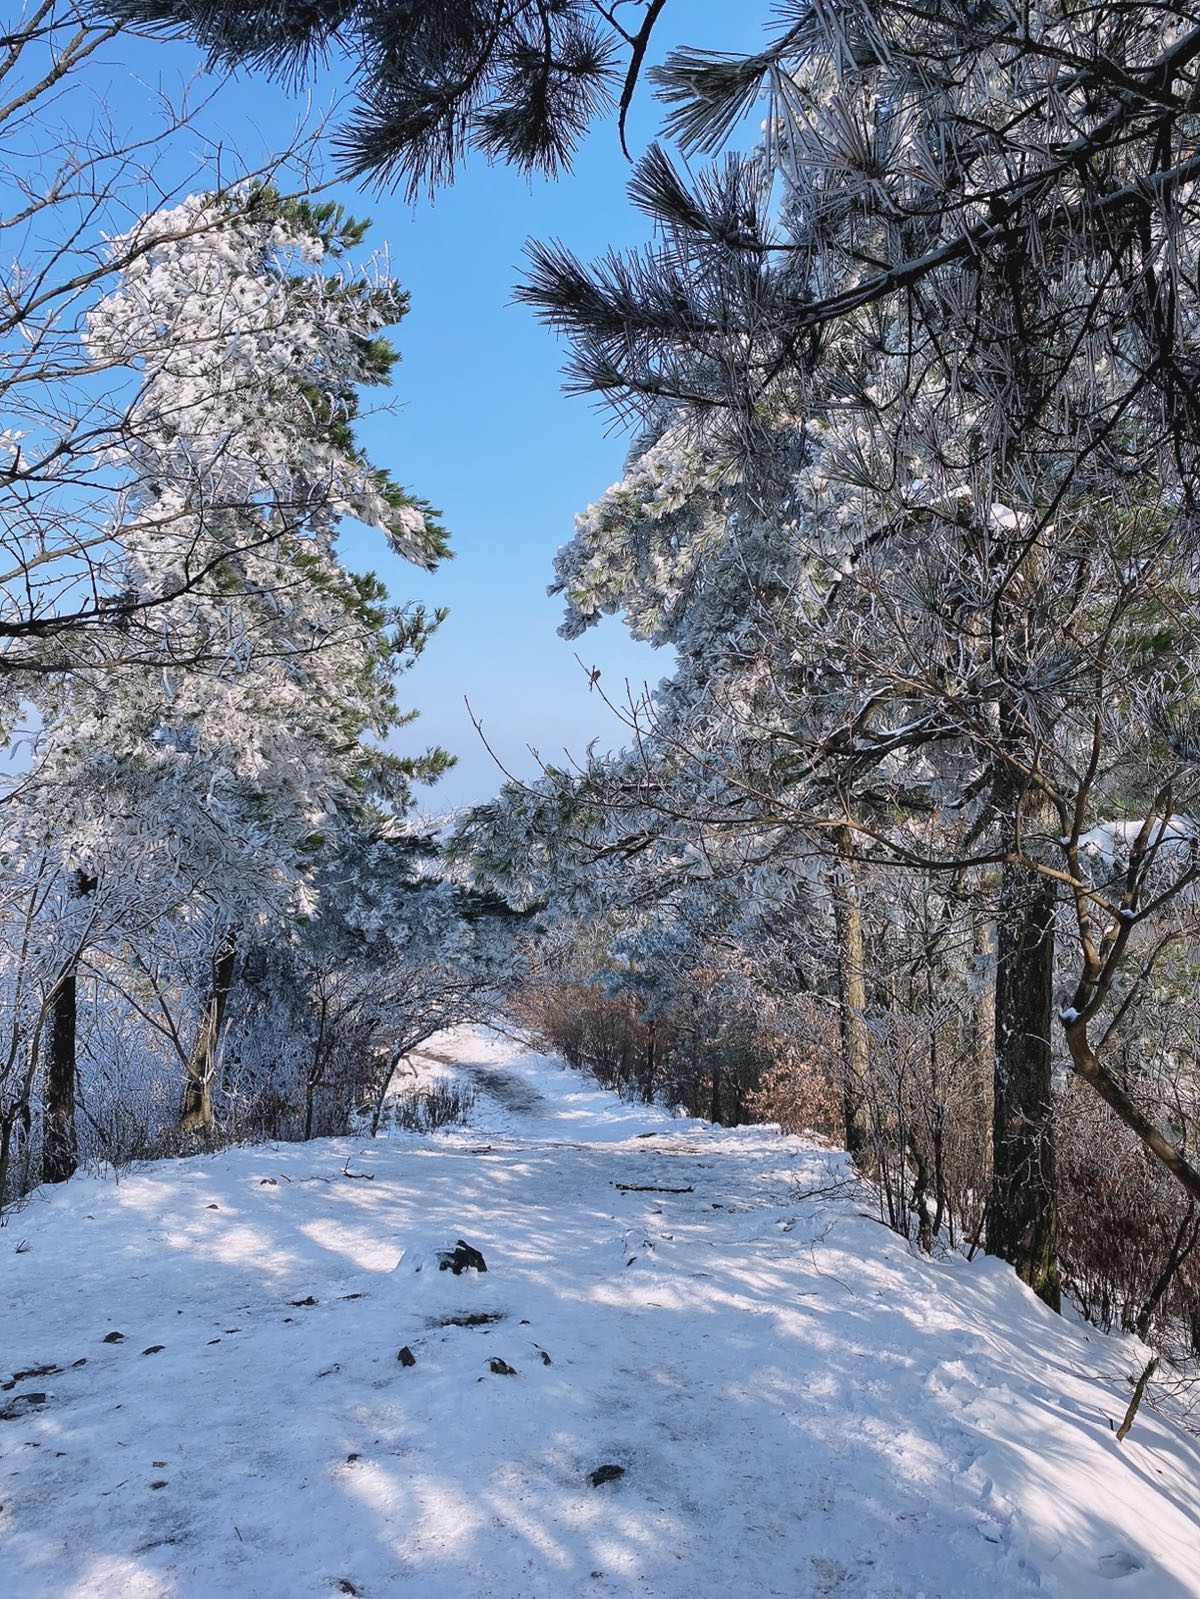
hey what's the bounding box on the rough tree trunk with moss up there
[181,931,237,1136]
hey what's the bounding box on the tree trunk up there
[304,1072,316,1141]
[972,908,996,1087]
[908,1129,934,1253]
[42,954,80,1184]
[181,930,237,1135]
[1134,1204,1197,1340]
[370,1045,420,1136]
[989,843,1060,1310]
[708,1056,722,1124]
[832,826,872,1167]
[0,1105,21,1209]
[643,1020,657,1102]
[304,996,330,1141]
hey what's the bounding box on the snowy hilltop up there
[3,1025,1199,1598]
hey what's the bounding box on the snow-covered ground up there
[3,1026,1199,1598]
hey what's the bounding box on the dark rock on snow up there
[0,1392,49,1421]
[2,1363,59,1391]
[437,1240,487,1275]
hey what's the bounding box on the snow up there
[3,1025,1199,1598]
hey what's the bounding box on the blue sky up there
[100,2,774,810]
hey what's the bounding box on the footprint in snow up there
[1097,1550,1143,1578]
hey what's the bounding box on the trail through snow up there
[2,1026,1199,1598]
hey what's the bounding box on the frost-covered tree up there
[10,188,451,1162]
[511,1,1200,1305]
[0,4,366,706]
[0,11,463,1191]
[229,825,527,1141]
[79,189,444,1130]
[457,738,833,1123]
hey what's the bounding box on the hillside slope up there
[2,1027,1198,1598]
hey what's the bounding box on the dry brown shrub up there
[1058,1080,1200,1352]
[744,1002,842,1139]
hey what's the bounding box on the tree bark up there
[989,840,1060,1310]
[41,956,79,1184]
[303,1076,316,1140]
[1115,1356,1158,1444]
[908,1129,934,1253]
[1134,1204,1197,1340]
[643,1019,657,1102]
[832,826,872,1167]
[708,1055,722,1124]
[973,908,996,1088]
[370,1047,410,1136]
[180,930,237,1135]
[41,868,96,1186]
[303,994,331,1141]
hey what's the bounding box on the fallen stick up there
[614,1183,694,1194]
[1115,1355,1159,1443]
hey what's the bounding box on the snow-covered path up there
[3,1027,1199,1598]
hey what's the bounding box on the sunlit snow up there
[3,1027,1198,1598]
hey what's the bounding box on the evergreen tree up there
[107,0,668,195]
[511,2,1200,1300]
[5,187,452,1166]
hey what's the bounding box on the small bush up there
[383,1079,477,1134]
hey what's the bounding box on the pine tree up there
[512,3,1200,1299]
[16,188,451,1149]
[107,0,665,196]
